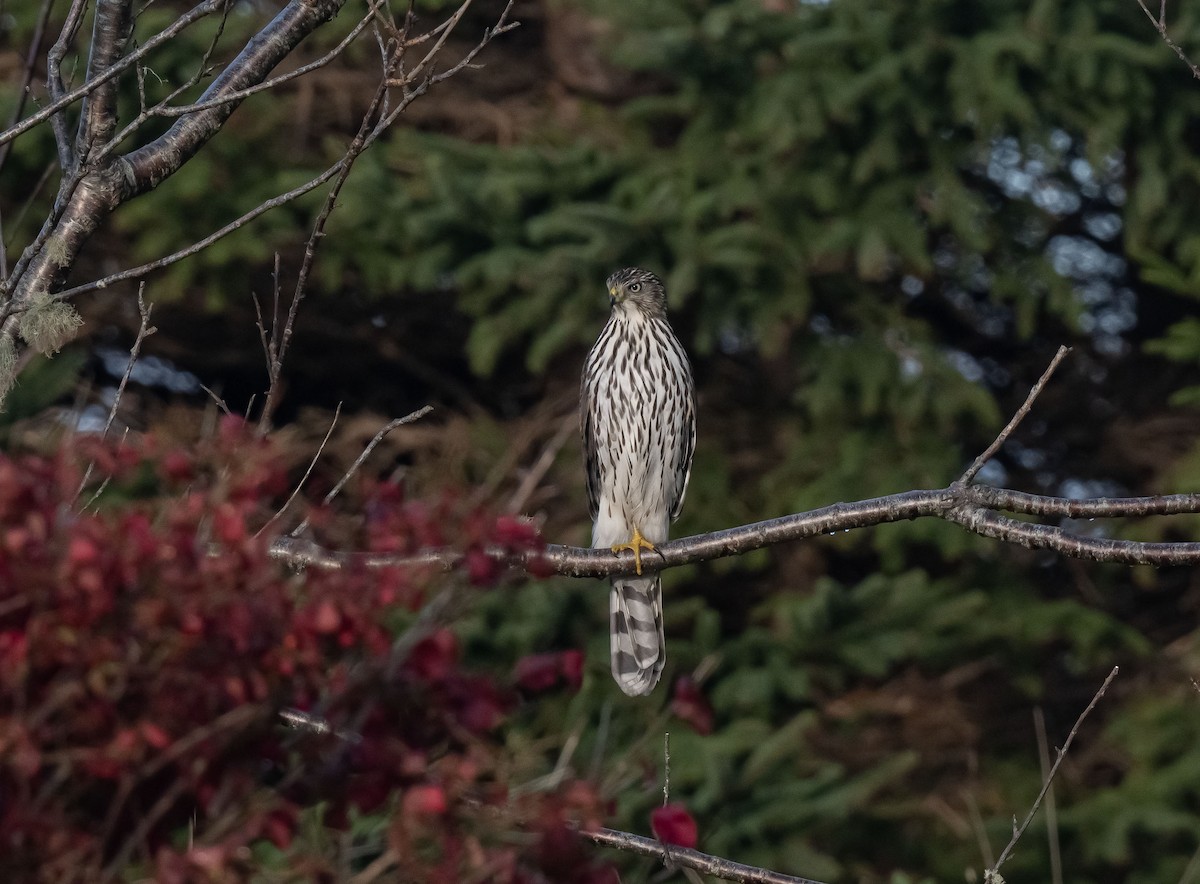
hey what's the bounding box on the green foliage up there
[6,0,1200,879]
[0,348,85,429]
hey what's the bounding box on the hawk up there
[581,267,697,696]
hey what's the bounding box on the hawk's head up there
[606,267,667,319]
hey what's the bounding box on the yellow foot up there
[611,528,656,576]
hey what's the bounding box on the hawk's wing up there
[669,352,697,522]
[580,363,601,522]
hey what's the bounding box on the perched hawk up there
[580,268,697,696]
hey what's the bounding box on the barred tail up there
[610,575,665,696]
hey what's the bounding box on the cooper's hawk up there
[581,267,697,696]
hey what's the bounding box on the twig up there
[0,0,227,149]
[138,0,386,120]
[289,405,434,537]
[46,0,90,170]
[585,827,829,884]
[958,346,1070,487]
[986,666,1119,881]
[0,0,56,180]
[663,731,671,806]
[52,0,518,306]
[74,285,155,503]
[1033,708,1063,884]
[506,411,576,512]
[54,157,346,302]
[256,402,342,537]
[1136,0,1200,79]
[256,42,400,431]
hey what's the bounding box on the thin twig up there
[290,405,434,537]
[986,666,1119,881]
[506,411,576,512]
[1136,0,1200,78]
[0,0,227,149]
[256,402,342,537]
[198,383,232,415]
[1033,708,1063,884]
[45,0,90,170]
[74,285,156,503]
[663,732,671,806]
[585,827,829,884]
[0,0,57,186]
[142,0,385,120]
[51,1,518,305]
[958,345,1070,486]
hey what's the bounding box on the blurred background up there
[4,0,1200,880]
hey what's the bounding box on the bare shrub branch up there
[585,827,829,884]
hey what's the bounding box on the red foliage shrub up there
[651,802,699,849]
[670,675,716,735]
[0,428,609,882]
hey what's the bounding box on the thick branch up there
[585,827,828,884]
[268,482,1200,576]
[6,0,346,308]
[122,0,348,195]
[76,0,135,160]
[2,0,225,150]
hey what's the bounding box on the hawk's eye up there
[628,282,642,293]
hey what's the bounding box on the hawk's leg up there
[611,527,656,576]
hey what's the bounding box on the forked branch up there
[269,346,1200,574]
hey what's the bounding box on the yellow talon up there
[611,528,656,576]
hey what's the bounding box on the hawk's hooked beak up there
[608,286,619,306]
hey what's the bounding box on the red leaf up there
[140,722,172,750]
[160,450,194,483]
[561,649,584,691]
[263,807,297,849]
[670,676,715,735]
[405,629,458,682]
[213,503,246,544]
[492,514,540,549]
[651,803,698,849]
[67,534,101,566]
[311,599,341,635]
[514,650,585,694]
[464,546,500,586]
[403,783,448,817]
[514,652,562,693]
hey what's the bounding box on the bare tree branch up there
[269,481,1200,575]
[34,0,518,310]
[121,0,347,196]
[3,0,227,151]
[267,346,1200,574]
[585,827,829,884]
[958,345,1069,486]
[5,0,347,311]
[76,0,135,160]
[1136,0,1200,78]
[985,666,1119,882]
[46,0,91,170]
[256,402,342,537]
